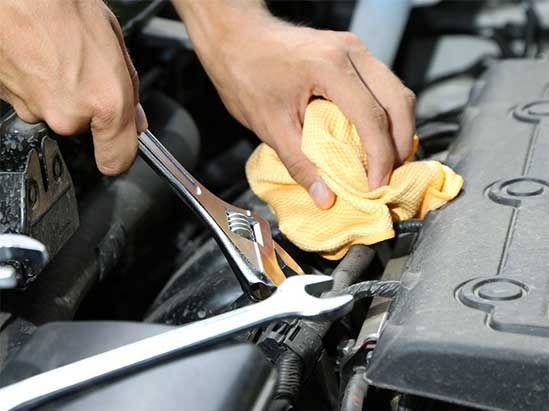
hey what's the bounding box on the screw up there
[28,179,39,208]
[52,155,63,180]
[337,339,356,357]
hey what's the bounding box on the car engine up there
[0,1,548,410]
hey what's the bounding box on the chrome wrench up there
[138,130,302,300]
[0,275,353,411]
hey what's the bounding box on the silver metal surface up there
[0,234,49,289]
[0,274,353,411]
[138,129,296,299]
[0,265,16,289]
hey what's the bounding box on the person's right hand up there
[173,0,415,209]
[0,0,147,175]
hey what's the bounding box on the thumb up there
[273,118,335,210]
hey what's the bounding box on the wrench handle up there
[0,299,280,411]
[138,129,203,197]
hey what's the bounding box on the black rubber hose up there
[270,350,304,411]
[330,245,376,291]
[330,280,400,300]
[303,245,375,339]
[268,245,376,411]
[341,367,368,411]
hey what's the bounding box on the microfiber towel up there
[246,99,463,260]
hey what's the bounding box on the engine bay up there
[1,1,549,410]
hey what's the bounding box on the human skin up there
[172,0,416,208]
[0,0,147,175]
[0,0,415,210]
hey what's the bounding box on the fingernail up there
[309,180,335,209]
[135,103,148,132]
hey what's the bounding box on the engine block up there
[367,59,549,411]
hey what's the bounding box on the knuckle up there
[370,104,389,130]
[94,94,125,128]
[398,135,415,161]
[285,156,313,185]
[402,87,416,109]
[340,32,361,47]
[323,47,345,64]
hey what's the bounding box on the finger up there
[90,52,138,176]
[10,100,41,124]
[7,98,40,124]
[107,7,148,133]
[314,60,396,189]
[91,97,138,176]
[85,9,139,175]
[271,111,335,209]
[347,42,415,163]
[0,86,41,124]
[107,9,140,106]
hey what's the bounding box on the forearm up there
[171,0,271,64]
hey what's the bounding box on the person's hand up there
[174,0,415,209]
[0,0,147,175]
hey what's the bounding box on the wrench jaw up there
[275,275,355,321]
[227,209,305,301]
[221,210,282,300]
[253,215,290,286]
[273,241,304,277]
[299,294,354,321]
[249,212,304,281]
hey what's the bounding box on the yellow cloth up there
[246,100,463,260]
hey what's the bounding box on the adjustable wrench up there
[0,274,353,411]
[138,129,302,300]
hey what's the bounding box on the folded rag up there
[246,99,463,260]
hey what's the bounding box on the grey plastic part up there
[367,60,549,411]
[350,0,412,66]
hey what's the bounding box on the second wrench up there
[0,275,354,411]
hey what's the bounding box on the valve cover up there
[367,59,549,411]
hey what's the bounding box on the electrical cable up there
[329,280,401,300]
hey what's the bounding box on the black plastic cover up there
[0,322,275,411]
[367,60,549,411]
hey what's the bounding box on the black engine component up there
[145,238,246,325]
[1,93,200,327]
[0,113,79,286]
[0,322,275,411]
[367,59,549,411]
